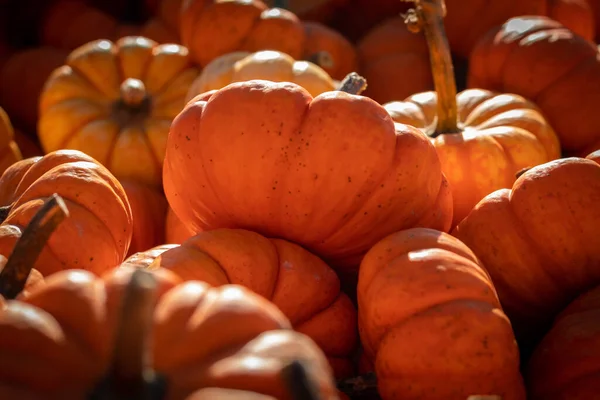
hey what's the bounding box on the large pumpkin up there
[0,266,339,399]
[468,16,600,154]
[163,77,453,272]
[0,149,133,276]
[358,228,525,400]
[140,228,358,378]
[165,206,194,244]
[383,0,560,226]
[452,157,600,349]
[527,283,600,399]
[186,50,336,100]
[0,107,22,176]
[38,36,199,187]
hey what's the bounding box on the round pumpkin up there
[163,77,453,272]
[187,50,336,100]
[142,228,358,378]
[358,228,526,400]
[383,0,560,227]
[0,107,22,176]
[452,157,600,349]
[0,266,339,399]
[139,17,180,44]
[527,283,600,399]
[586,148,600,163]
[38,36,199,187]
[548,0,595,40]
[165,206,193,244]
[468,16,600,154]
[0,149,133,276]
[120,180,168,257]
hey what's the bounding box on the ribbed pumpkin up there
[38,36,199,187]
[452,157,600,348]
[138,228,358,378]
[0,266,339,399]
[383,0,560,227]
[468,16,600,154]
[186,50,336,100]
[0,149,133,276]
[163,76,453,272]
[358,228,525,400]
[0,107,22,176]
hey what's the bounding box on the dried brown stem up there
[281,360,322,400]
[0,194,68,299]
[337,72,368,95]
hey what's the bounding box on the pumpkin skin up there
[357,16,432,104]
[385,89,561,226]
[38,36,199,187]
[163,79,453,271]
[452,158,600,347]
[586,149,600,163]
[0,149,133,276]
[0,266,339,399]
[527,284,600,399]
[121,243,178,270]
[166,206,194,244]
[548,0,595,40]
[468,16,600,153]
[358,228,525,400]
[263,0,349,22]
[0,107,23,176]
[186,50,336,100]
[120,180,168,257]
[139,228,358,378]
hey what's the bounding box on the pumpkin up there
[0,149,133,276]
[120,180,168,257]
[263,0,349,22]
[38,36,199,187]
[527,283,600,399]
[586,148,600,163]
[121,243,179,270]
[0,266,339,399]
[165,206,193,244]
[163,75,453,272]
[468,16,600,154]
[12,128,44,159]
[139,18,181,44]
[357,16,432,104]
[186,50,336,100]
[547,0,596,40]
[179,0,356,80]
[384,0,560,227]
[358,228,525,400]
[140,228,358,378]
[0,47,68,132]
[452,157,600,349]
[0,107,22,176]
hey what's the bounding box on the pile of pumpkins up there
[0,0,600,399]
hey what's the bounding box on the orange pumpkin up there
[0,107,22,176]
[0,266,339,399]
[120,180,167,257]
[163,76,452,272]
[38,36,199,187]
[139,18,180,44]
[12,128,44,159]
[586,148,600,163]
[187,50,336,100]
[358,228,525,400]
[133,228,358,378]
[527,283,600,399]
[0,150,133,276]
[469,16,600,154]
[263,0,349,22]
[383,0,560,227]
[452,157,600,347]
[548,0,596,40]
[165,206,194,244]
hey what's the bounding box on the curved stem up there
[281,360,321,400]
[0,194,69,299]
[337,72,368,95]
[405,0,458,133]
[120,78,148,107]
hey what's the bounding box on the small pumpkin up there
[187,50,336,100]
[135,228,358,378]
[384,0,560,226]
[358,228,526,400]
[0,265,339,399]
[165,206,194,244]
[452,157,600,348]
[0,106,22,176]
[164,75,453,272]
[468,15,600,154]
[38,36,199,187]
[263,0,349,22]
[120,180,168,257]
[0,149,133,276]
[527,283,600,399]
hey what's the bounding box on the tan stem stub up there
[403,0,458,134]
[337,72,368,95]
[0,194,69,299]
[120,78,148,107]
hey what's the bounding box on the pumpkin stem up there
[337,72,368,95]
[0,194,68,300]
[281,360,321,400]
[306,51,335,70]
[113,78,152,128]
[515,167,531,179]
[121,78,148,107]
[90,269,164,400]
[403,0,458,134]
